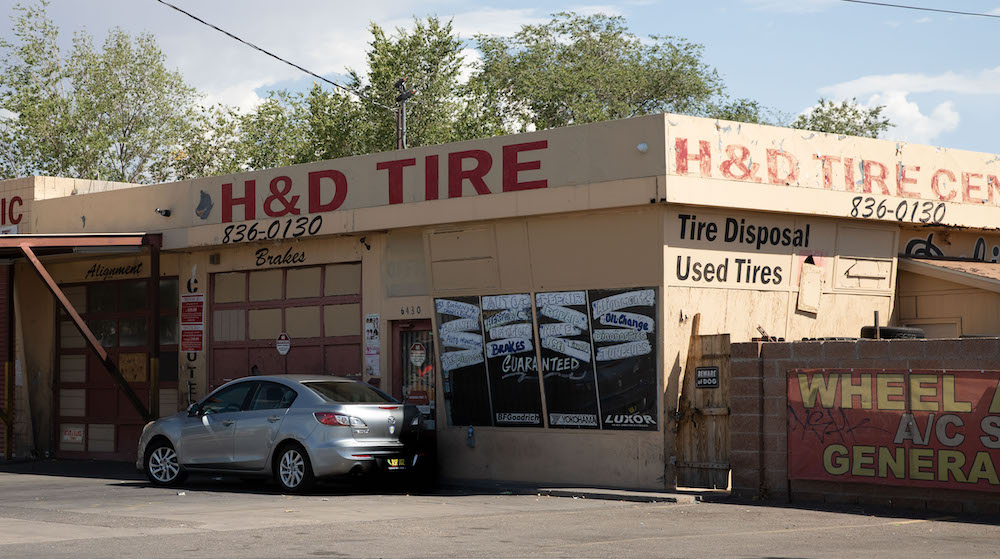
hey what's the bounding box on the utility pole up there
[394,78,416,150]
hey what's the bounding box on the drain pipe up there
[874,311,880,340]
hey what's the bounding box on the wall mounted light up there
[155,208,172,217]
[636,142,649,153]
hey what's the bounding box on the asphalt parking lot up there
[1,460,999,558]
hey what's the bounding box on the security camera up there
[155,208,172,217]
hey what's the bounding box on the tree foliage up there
[0,1,198,182]
[791,98,893,139]
[2,4,895,183]
[471,13,723,132]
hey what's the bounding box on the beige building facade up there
[2,113,1000,489]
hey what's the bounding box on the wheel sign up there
[276,333,291,355]
[409,343,426,367]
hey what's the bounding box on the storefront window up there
[159,315,178,345]
[87,284,116,313]
[159,278,179,309]
[435,287,660,431]
[88,319,116,347]
[119,317,146,347]
[119,280,147,312]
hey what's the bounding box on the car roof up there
[237,374,364,384]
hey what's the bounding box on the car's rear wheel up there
[145,440,187,486]
[275,443,314,493]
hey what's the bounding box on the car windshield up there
[304,381,398,403]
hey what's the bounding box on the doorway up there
[391,319,436,429]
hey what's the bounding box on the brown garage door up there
[209,263,362,389]
[55,278,180,460]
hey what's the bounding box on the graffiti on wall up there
[902,232,1000,262]
[788,369,1000,492]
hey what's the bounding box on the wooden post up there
[148,235,161,419]
[5,263,13,458]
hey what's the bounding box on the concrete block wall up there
[730,338,1000,513]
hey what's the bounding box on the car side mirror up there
[187,403,201,417]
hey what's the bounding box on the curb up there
[538,487,699,504]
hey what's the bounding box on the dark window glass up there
[119,318,146,347]
[120,280,148,312]
[87,284,116,313]
[201,382,254,414]
[160,351,178,382]
[305,381,397,403]
[88,319,116,347]
[159,315,178,345]
[249,382,297,410]
[159,278,179,309]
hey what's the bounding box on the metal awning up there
[898,257,1000,294]
[0,234,162,427]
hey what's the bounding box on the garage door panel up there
[325,344,361,377]
[287,345,323,374]
[249,347,285,376]
[210,267,362,383]
[87,354,116,388]
[116,389,149,422]
[211,348,248,387]
[86,388,116,418]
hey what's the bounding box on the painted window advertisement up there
[435,287,659,431]
[536,291,599,429]
[481,294,543,427]
[589,288,659,431]
[435,296,491,426]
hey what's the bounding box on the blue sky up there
[2,0,997,153]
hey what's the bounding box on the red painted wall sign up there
[220,141,549,223]
[788,369,1000,492]
[675,137,1000,206]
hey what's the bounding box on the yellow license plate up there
[386,458,407,468]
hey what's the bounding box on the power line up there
[152,0,395,111]
[839,0,1000,19]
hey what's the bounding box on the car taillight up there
[314,412,368,427]
[314,412,350,426]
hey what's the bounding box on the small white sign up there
[409,342,427,367]
[62,428,83,443]
[276,333,291,355]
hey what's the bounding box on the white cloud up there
[458,48,481,84]
[570,4,625,17]
[819,66,1000,98]
[741,0,836,13]
[915,16,932,23]
[450,8,546,38]
[989,8,1000,16]
[867,91,960,145]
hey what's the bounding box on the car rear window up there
[304,381,398,403]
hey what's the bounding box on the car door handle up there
[222,420,235,426]
[267,416,281,423]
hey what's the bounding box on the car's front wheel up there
[144,440,186,487]
[275,443,314,493]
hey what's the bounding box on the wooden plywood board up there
[118,352,146,383]
[675,315,731,489]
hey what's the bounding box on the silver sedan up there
[136,375,426,492]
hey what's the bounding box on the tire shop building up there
[1,113,999,491]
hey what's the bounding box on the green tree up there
[791,98,893,139]
[0,1,199,183]
[470,12,724,132]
